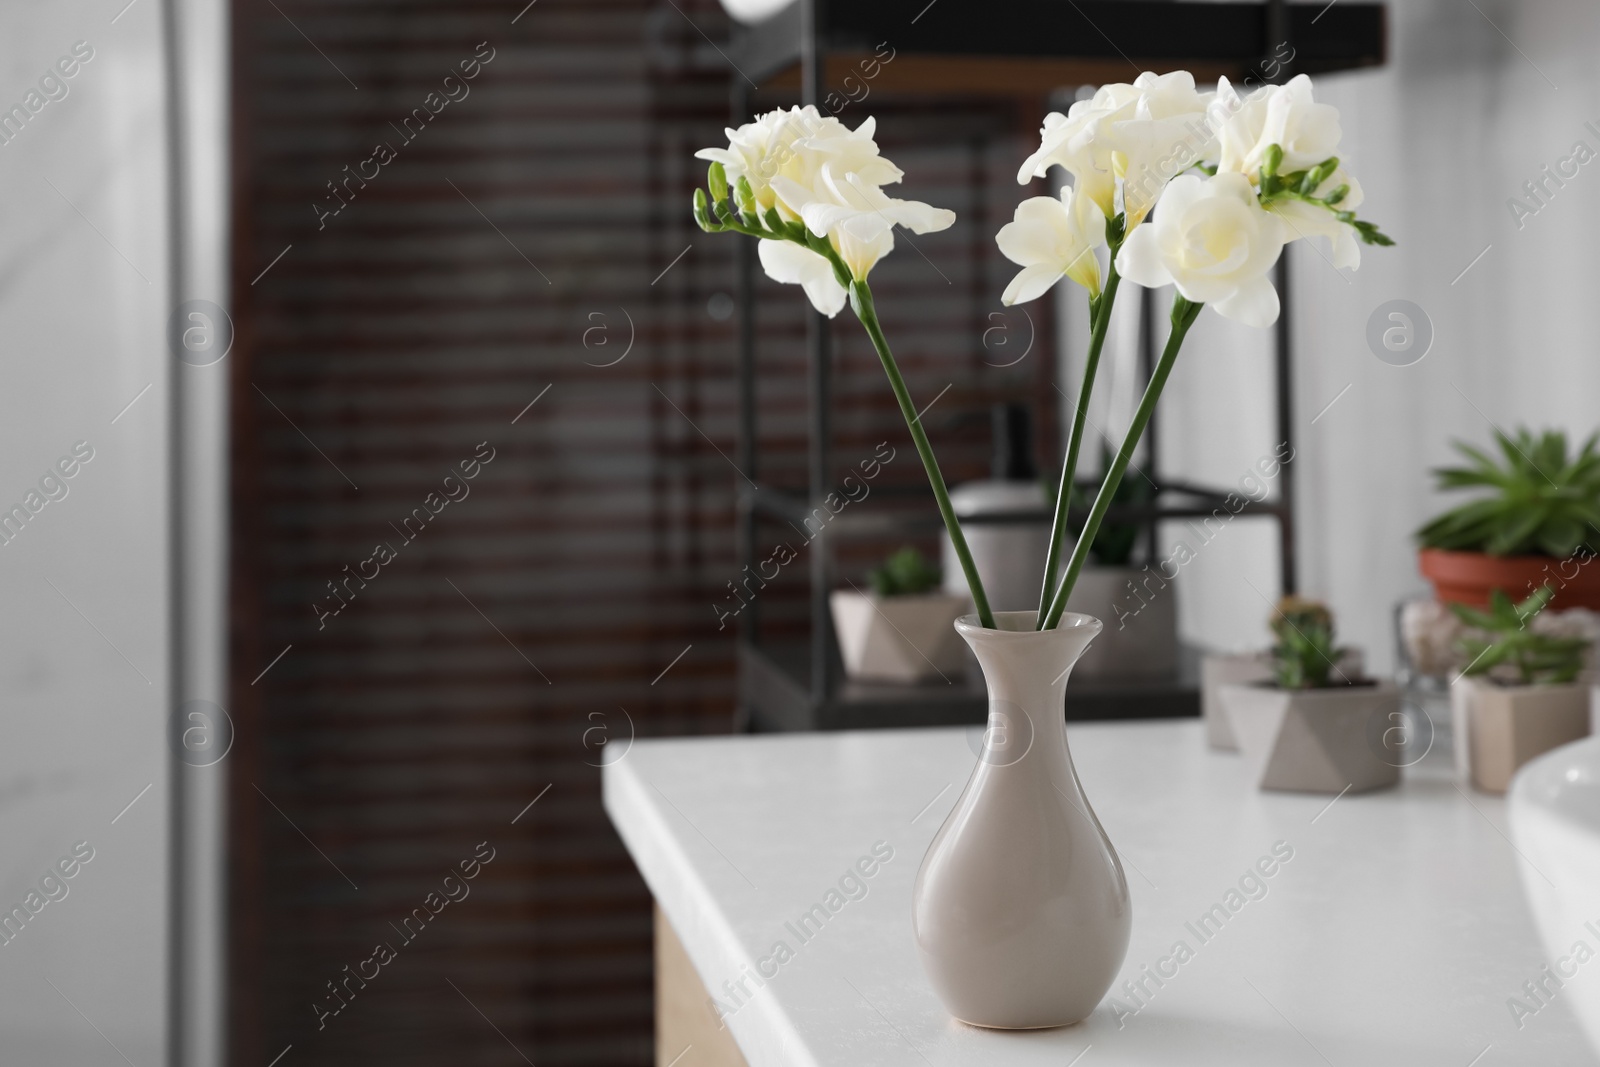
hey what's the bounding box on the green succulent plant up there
[869,546,942,597]
[1268,596,1345,690]
[1416,428,1600,558]
[1450,585,1590,686]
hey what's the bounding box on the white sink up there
[1509,735,1600,1055]
[717,0,792,24]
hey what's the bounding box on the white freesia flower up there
[755,206,905,318]
[697,106,956,315]
[797,168,955,281]
[1107,71,1217,226]
[824,212,899,283]
[1116,172,1286,327]
[1016,86,1136,218]
[1018,73,1215,227]
[695,105,899,223]
[1213,74,1342,178]
[798,170,953,245]
[1209,74,1369,268]
[996,187,1106,304]
[1269,168,1366,270]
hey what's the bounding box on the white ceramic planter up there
[829,589,966,683]
[940,481,1051,614]
[1451,676,1591,794]
[1064,566,1178,681]
[1222,680,1401,793]
[913,611,1130,1028]
[1206,649,1365,751]
[1202,652,1271,750]
[1509,736,1600,1058]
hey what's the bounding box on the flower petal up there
[1270,196,1358,269]
[883,197,957,234]
[801,199,856,238]
[1002,264,1066,306]
[996,197,1072,267]
[831,215,896,281]
[1212,273,1280,328]
[1114,225,1174,289]
[757,239,847,317]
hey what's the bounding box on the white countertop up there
[604,721,1599,1066]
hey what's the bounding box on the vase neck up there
[956,610,1102,769]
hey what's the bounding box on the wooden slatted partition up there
[231,0,1047,1061]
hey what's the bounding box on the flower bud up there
[707,161,728,204]
[693,188,714,231]
[1299,156,1339,195]
[1262,143,1283,178]
[735,176,757,220]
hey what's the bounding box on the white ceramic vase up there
[912,610,1131,1028]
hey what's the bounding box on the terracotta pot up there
[1417,547,1600,611]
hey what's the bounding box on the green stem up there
[1036,257,1122,624]
[1041,296,1203,631]
[851,281,997,629]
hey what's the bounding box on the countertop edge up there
[603,754,825,1067]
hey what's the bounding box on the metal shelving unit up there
[726,0,1387,732]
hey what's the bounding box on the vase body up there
[912,610,1131,1029]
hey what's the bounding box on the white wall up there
[0,1,170,1062]
[1064,0,1600,674]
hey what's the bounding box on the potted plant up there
[945,439,1180,680]
[1221,598,1398,793]
[1449,586,1593,794]
[1417,428,1600,610]
[1202,595,1363,751]
[830,547,967,683]
[692,74,1389,1028]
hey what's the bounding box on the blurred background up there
[4,0,1600,1063]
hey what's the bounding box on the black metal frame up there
[731,0,1385,86]
[727,0,1384,731]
